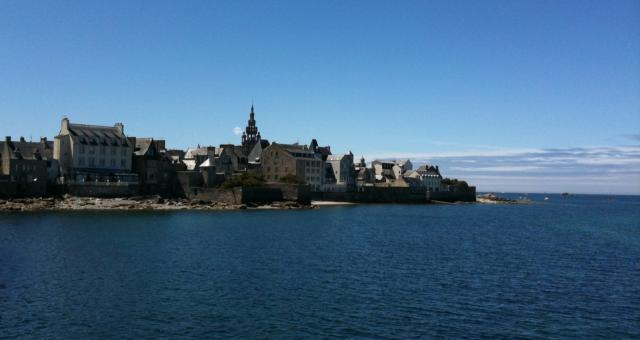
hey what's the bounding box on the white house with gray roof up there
[54,118,137,183]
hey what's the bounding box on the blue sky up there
[1,0,639,194]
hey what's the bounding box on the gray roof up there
[134,138,153,156]
[184,147,210,159]
[67,123,129,147]
[2,138,54,160]
[416,165,440,175]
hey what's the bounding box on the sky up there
[1,0,639,194]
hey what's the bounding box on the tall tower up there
[242,105,261,155]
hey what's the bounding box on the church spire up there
[242,104,260,155]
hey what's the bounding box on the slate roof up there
[67,123,129,147]
[397,159,411,167]
[184,147,210,159]
[327,154,346,161]
[2,138,54,160]
[134,138,153,156]
[416,165,441,176]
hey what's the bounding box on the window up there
[100,146,106,154]
[121,148,128,156]
[121,159,126,167]
[89,147,95,154]
[99,158,105,166]
[79,158,85,166]
[111,147,116,155]
[110,159,116,167]
[89,158,95,167]
[79,145,85,154]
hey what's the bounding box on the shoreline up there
[0,196,313,212]
[0,195,526,212]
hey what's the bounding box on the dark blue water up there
[1,194,639,338]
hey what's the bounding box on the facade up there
[355,157,375,189]
[1,136,53,196]
[54,118,136,183]
[133,138,186,195]
[213,145,241,175]
[261,143,323,190]
[323,153,355,192]
[372,159,413,182]
[410,165,443,192]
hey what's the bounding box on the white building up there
[406,165,444,192]
[54,118,136,183]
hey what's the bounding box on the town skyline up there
[1,1,638,194]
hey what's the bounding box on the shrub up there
[221,172,265,190]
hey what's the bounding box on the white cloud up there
[233,127,242,136]
[364,144,640,194]
[450,166,545,172]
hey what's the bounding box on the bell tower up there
[241,104,261,155]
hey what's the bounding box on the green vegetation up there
[221,172,265,189]
[442,178,469,188]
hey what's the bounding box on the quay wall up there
[185,184,311,205]
[67,182,139,197]
[312,186,476,203]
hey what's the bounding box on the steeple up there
[242,104,261,155]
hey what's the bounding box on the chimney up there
[5,136,10,143]
[115,122,124,135]
[40,137,47,144]
[206,146,216,161]
[61,117,70,133]
[20,136,26,143]
[154,140,166,151]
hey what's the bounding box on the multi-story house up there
[323,152,355,192]
[261,143,323,191]
[133,138,186,195]
[0,136,54,196]
[355,156,375,189]
[54,118,137,183]
[406,165,443,192]
[371,159,413,181]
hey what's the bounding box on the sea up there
[1,193,639,338]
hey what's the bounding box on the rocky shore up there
[476,193,531,204]
[0,195,313,212]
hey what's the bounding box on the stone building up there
[133,138,186,195]
[0,136,55,196]
[261,143,323,191]
[355,156,375,188]
[323,152,355,192]
[406,165,443,192]
[372,159,413,182]
[54,118,137,183]
[309,139,332,161]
